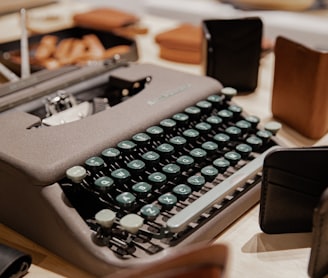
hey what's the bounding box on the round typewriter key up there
[172,112,189,126]
[206,115,222,128]
[245,115,260,128]
[66,165,87,183]
[111,168,131,184]
[95,209,116,228]
[94,176,114,193]
[224,151,241,166]
[160,118,176,132]
[264,121,282,135]
[196,100,212,113]
[217,109,233,122]
[116,192,136,209]
[213,157,230,173]
[228,104,243,116]
[184,106,201,120]
[146,125,164,139]
[120,213,144,233]
[169,136,187,150]
[201,165,219,182]
[235,143,252,158]
[158,193,177,210]
[102,147,121,162]
[140,204,160,220]
[201,141,218,155]
[235,120,252,132]
[246,136,263,150]
[183,128,200,142]
[187,175,206,191]
[142,151,160,166]
[127,159,146,175]
[156,143,175,157]
[162,163,181,179]
[213,133,230,146]
[189,148,207,163]
[220,87,237,100]
[132,132,151,146]
[148,172,167,187]
[173,184,192,200]
[176,155,194,171]
[85,156,105,171]
[225,126,242,139]
[117,140,137,154]
[207,94,224,107]
[132,182,152,197]
[195,122,212,134]
[256,130,272,142]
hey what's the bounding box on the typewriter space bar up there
[166,146,280,233]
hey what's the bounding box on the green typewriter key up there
[200,165,219,182]
[111,168,131,184]
[187,175,206,191]
[225,126,242,139]
[117,140,137,155]
[213,157,230,173]
[195,122,212,135]
[146,126,164,139]
[207,94,224,108]
[213,132,230,146]
[217,109,233,122]
[189,148,207,163]
[176,155,194,171]
[148,172,167,187]
[184,106,201,120]
[196,100,212,113]
[201,141,218,155]
[224,151,242,166]
[235,120,252,133]
[94,176,114,193]
[256,130,273,143]
[158,193,178,210]
[156,143,175,157]
[246,136,263,150]
[182,128,200,142]
[245,115,260,128]
[206,115,223,128]
[169,136,187,150]
[132,182,152,198]
[116,192,136,209]
[228,104,243,117]
[160,118,176,132]
[172,112,189,126]
[235,143,252,158]
[132,132,151,147]
[140,204,160,221]
[142,151,160,166]
[85,156,105,172]
[102,147,121,163]
[127,159,146,175]
[172,184,192,201]
[162,163,181,179]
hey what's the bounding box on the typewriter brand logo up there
[147,83,192,105]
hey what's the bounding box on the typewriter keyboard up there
[59,87,279,260]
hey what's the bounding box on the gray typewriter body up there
[0,63,278,276]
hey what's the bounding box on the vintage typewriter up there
[0,61,281,276]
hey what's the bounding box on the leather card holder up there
[259,146,328,234]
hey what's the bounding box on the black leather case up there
[259,147,328,234]
[308,187,328,278]
[202,17,262,92]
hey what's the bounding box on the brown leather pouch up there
[73,8,141,34]
[154,24,202,64]
[272,36,328,139]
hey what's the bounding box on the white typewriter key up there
[95,209,116,228]
[220,87,237,100]
[264,121,282,135]
[66,165,87,183]
[120,214,144,234]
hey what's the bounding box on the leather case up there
[272,36,328,139]
[308,187,328,278]
[259,146,328,234]
[202,17,262,92]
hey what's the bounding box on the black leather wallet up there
[308,187,328,278]
[202,17,262,92]
[259,146,328,234]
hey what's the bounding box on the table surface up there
[0,1,327,277]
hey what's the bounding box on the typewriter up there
[0,62,281,276]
